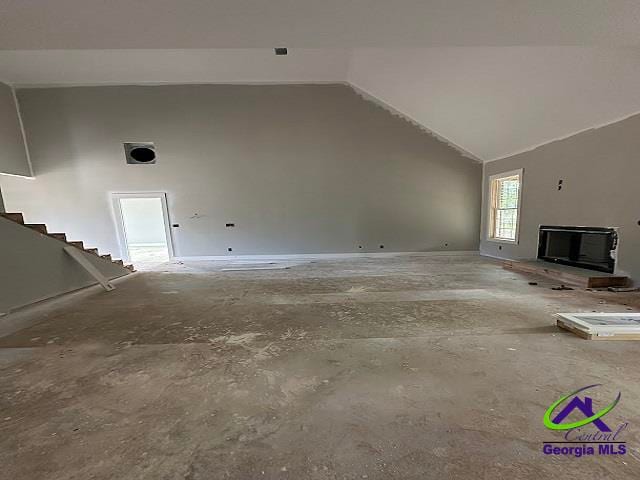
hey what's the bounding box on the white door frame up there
[110,192,174,263]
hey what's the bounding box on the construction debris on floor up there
[2,255,640,479]
[220,261,302,271]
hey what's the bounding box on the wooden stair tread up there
[0,212,24,224]
[3,211,134,274]
[503,259,628,288]
[25,223,48,234]
[48,233,67,241]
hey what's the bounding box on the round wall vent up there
[124,142,157,165]
[130,147,156,163]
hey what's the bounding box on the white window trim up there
[487,168,524,245]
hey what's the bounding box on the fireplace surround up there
[537,225,617,274]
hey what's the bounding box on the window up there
[488,169,523,243]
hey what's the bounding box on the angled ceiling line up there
[484,110,640,162]
[347,82,484,163]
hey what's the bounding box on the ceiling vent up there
[124,142,156,165]
[274,47,288,56]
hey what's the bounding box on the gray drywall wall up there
[0,84,481,258]
[480,113,640,283]
[0,217,130,314]
[0,82,31,177]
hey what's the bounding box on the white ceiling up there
[1,0,640,48]
[349,47,640,160]
[1,2,640,162]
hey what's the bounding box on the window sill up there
[486,237,519,245]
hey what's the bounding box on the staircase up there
[0,212,135,272]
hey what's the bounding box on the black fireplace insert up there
[537,225,617,273]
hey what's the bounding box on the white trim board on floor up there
[173,251,479,262]
[556,313,640,336]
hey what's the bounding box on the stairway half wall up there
[0,216,131,314]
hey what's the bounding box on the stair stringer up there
[0,215,133,314]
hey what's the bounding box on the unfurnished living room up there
[1,2,640,479]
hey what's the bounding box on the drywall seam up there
[347,82,483,163]
[486,110,640,163]
[174,251,480,262]
[11,85,34,177]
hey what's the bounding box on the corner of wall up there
[10,85,35,178]
[0,81,34,178]
[479,161,487,245]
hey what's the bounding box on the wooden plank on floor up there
[503,259,628,288]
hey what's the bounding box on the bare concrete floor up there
[1,254,640,479]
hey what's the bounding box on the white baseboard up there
[479,252,511,261]
[173,250,479,262]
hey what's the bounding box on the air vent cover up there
[124,142,156,165]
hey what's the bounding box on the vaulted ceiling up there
[348,47,640,160]
[1,1,640,161]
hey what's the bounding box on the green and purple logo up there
[542,384,627,457]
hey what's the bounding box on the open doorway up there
[111,193,173,264]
